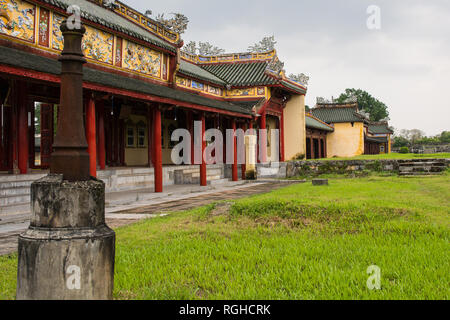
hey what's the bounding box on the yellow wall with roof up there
[326,122,364,158]
[283,95,306,160]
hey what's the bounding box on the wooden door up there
[40,104,54,168]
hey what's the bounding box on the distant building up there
[311,99,393,157]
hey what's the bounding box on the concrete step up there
[0,202,31,215]
[0,187,30,197]
[0,194,30,206]
[399,172,444,176]
[0,173,46,183]
[0,179,35,189]
[399,162,446,167]
[399,166,446,173]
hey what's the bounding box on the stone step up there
[0,202,31,215]
[399,172,444,176]
[399,162,446,167]
[0,187,30,197]
[0,173,46,183]
[0,194,30,206]
[399,166,446,173]
[0,180,35,189]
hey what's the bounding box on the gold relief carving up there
[51,12,63,50]
[82,25,113,64]
[226,88,256,97]
[123,40,162,78]
[0,0,35,43]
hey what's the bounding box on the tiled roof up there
[368,124,393,134]
[280,80,307,95]
[42,0,177,53]
[0,46,251,115]
[306,114,334,132]
[233,99,265,112]
[200,61,278,87]
[178,60,226,86]
[311,105,364,124]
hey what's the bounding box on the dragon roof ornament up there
[266,56,285,77]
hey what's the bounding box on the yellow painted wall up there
[125,115,149,166]
[283,95,306,160]
[326,122,364,158]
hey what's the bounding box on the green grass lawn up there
[1,173,449,300]
[310,153,450,161]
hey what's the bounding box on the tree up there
[182,41,225,56]
[248,36,276,53]
[440,131,450,143]
[392,136,409,148]
[336,88,389,121]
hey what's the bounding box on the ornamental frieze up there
[123,40,162,77]
[0,0,35,43]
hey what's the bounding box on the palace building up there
[0,0,392,200]
[0,0,308,193]
[311,99,393,158]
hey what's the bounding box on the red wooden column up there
[97,100,106,170]
[280,113,285,162]
[147,106,153,167]
[310,138,315,159]
[18,82,28,174]
[200,113,207,186]
[153,107,163,193]
[86,96,97,177]
[240,123,246,180]
[231,120,238,181]
[259,112,267,163]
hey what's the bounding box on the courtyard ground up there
[0,172,448,300]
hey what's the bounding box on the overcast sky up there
[124,0,449,136]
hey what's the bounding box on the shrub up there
[293,153,305,160]
[399,147,409,154]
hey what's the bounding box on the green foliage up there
[293,153,305,160]
[399,147,409,154]
[440,131,450,143]
[337,88,389,121]
[392,136,409,148]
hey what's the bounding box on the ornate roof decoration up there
[343,95,358,103]
[289,73,310,86]
[180,50,276,64]
[317,97,332,104]
[100,0,119,10]
[357,110,371,120]
[155,13,189,35]
[248,36,277,53]
[266,56,285,77]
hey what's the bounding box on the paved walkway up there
[0,181,298,256]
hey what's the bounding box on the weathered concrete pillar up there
[16,20,115,300]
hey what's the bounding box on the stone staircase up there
[0,173,47,215]
[398,159,448,176]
